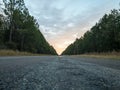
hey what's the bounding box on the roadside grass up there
[0,50,47,56]
[75,52,120,60]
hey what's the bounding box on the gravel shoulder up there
[69,56,120,70]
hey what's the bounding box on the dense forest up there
[0,0,57,55]
[62,9,120,55]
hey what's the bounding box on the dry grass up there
[0,50,44,56]
[75,52,120,60]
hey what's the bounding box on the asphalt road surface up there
[0,56,120,90]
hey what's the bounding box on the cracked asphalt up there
[0,56,120,90]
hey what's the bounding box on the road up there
[0,56,120,90]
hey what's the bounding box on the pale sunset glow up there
[24,0,119,55]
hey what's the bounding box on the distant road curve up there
[0,56,120,90]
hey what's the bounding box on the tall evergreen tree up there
[62,9,120,55]
[0,0,57,55]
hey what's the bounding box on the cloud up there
[43,15,52,20]
[73,33,78,38]
[67,23,75,27]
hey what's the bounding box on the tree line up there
[62,9,120,55]
[0,0,57,55]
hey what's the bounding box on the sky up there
[23,0,119,54]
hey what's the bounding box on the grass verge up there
[75,52,120,60]
[0,50,46,56]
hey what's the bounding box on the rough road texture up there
[0,56,120,90]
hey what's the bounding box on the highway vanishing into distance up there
[0,56,120,90]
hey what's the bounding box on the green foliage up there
[5,42,17,50]
[62,9,120,55]
[0,0,57,55]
